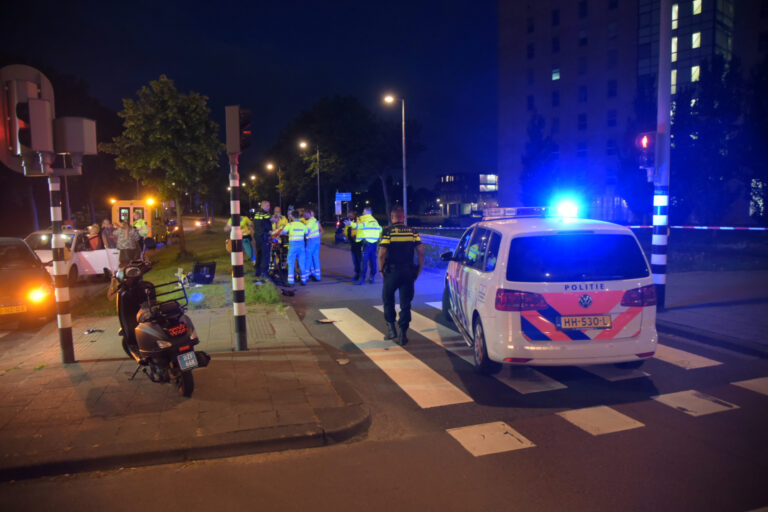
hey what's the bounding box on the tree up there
[741,56,768,224]
[102,75,223,256]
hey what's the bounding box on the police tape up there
[629,226,767,231]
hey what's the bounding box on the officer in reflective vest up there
[252,200,273,281]
[350,206,382,285]
[281,210,309,286]
[133,210,149,257]
[303,209,323,281]
[378,205,424,345]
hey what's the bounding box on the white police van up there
[441,207,658,374]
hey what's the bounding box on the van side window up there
[453,228,474,262]
[467,228,490,270]
[485,231,501,271]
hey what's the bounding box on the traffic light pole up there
[229,154,248,351]
[49,175,75,363]
[652,0,673,311]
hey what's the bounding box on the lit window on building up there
[672,3,679,29]
[692,32,701,49]
[691,65,701,82]
[552,67,561,80]
[671,36,678,62]
[671,69,677,94]
[479,175,498,192]
[693,0,702,15]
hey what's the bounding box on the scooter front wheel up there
[176,371,194,397]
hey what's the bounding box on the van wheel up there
[473,318,501,375]
[442,282,453,323]
[68,265,78,286]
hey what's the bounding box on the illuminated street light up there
[298,141,321,221]
[383,93,408,224]
[250,174,256,181]
[109,197,117,204]
[266,162,283,211]
[146,197,155,206]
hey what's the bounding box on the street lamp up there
[383,94,408,224]
[266,162,283,211]
[298,140,321,221]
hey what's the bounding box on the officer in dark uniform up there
[377,205,424,346]
[252,200,273,282]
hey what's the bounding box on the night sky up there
[1,0,498,189]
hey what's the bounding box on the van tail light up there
[621,285,658,307]
[495,289,548,311]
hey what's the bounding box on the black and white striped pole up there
[225,105,252,351]
[49,175,75,363]
[652,0,672,311]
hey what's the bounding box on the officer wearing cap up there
[378,205,424,345]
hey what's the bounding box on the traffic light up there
[635,131,655,168]
[225,105,251,154]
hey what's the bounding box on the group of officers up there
[227,201,424,346]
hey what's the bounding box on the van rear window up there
[506,233,649,282]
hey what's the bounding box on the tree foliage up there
[101,75,223,254]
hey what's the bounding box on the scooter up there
[115,260,210,397]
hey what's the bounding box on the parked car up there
[25,229,120,284]
[0,238,54,324]
[441,206,658,374]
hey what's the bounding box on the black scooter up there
[115,261,210,397]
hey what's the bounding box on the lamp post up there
[298,140,321,221]
[384,94,407,224]
[266,162,282,211]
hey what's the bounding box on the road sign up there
[335,192,351,202]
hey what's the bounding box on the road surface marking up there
[557,406,645,436]
[653,344,722,369]
[653,390,739,416]
[426,301,443,310]
[320,308,472,408]
[447,421,535,456]
[377,305,567,394]
[581,364,650,381]
[732,377,768,397]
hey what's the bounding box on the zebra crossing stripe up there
[557,406,645,436]
[732,377,768,397]
[378,305,567,395]
[447,422,535,456]
[320,308,472,408]
[654,344,722,370]
[653,390,739,416]
[581,364,650,382]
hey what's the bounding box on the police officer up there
[226,213,255,265]
[132,210,149,257]
[252,200,273,282]
[303,209,323,281]
[281,210,308,286]
[345,210,361,281]
[378,205,424,345]
[351,206,382,285]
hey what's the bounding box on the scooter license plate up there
[177,351,198,371]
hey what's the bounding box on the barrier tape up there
[628,226,767,230]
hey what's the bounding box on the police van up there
[441,206,658,374]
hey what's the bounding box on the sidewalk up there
[0,305,369,481]
[656,270,768,357]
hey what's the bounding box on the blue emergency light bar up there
[483,203,580,220]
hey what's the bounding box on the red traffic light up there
[640,135,649,149]
[635,131,655,151]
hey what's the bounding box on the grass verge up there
[70,219,281,317]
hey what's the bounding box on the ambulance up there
[441,206,658,374]
[111,198,168,247]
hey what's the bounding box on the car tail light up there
[504,357,532,363]
[495,289,548,311]
[621,285,658,307]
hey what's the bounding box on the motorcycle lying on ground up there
[114,260,210,397]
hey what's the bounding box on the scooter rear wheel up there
[177,371,194,397]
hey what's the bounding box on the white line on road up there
[557,405,645,436]
[380,305,567,395]
[447,421,535,456]
[653,390,739,417]
[320,308,472,408]
[732,377,768,397]
[653,344,722,370]
[581,364,650,382]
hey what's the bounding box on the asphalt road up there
[1,244,767,511]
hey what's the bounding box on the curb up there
[656,319,768,358]
[0,403,370,482]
